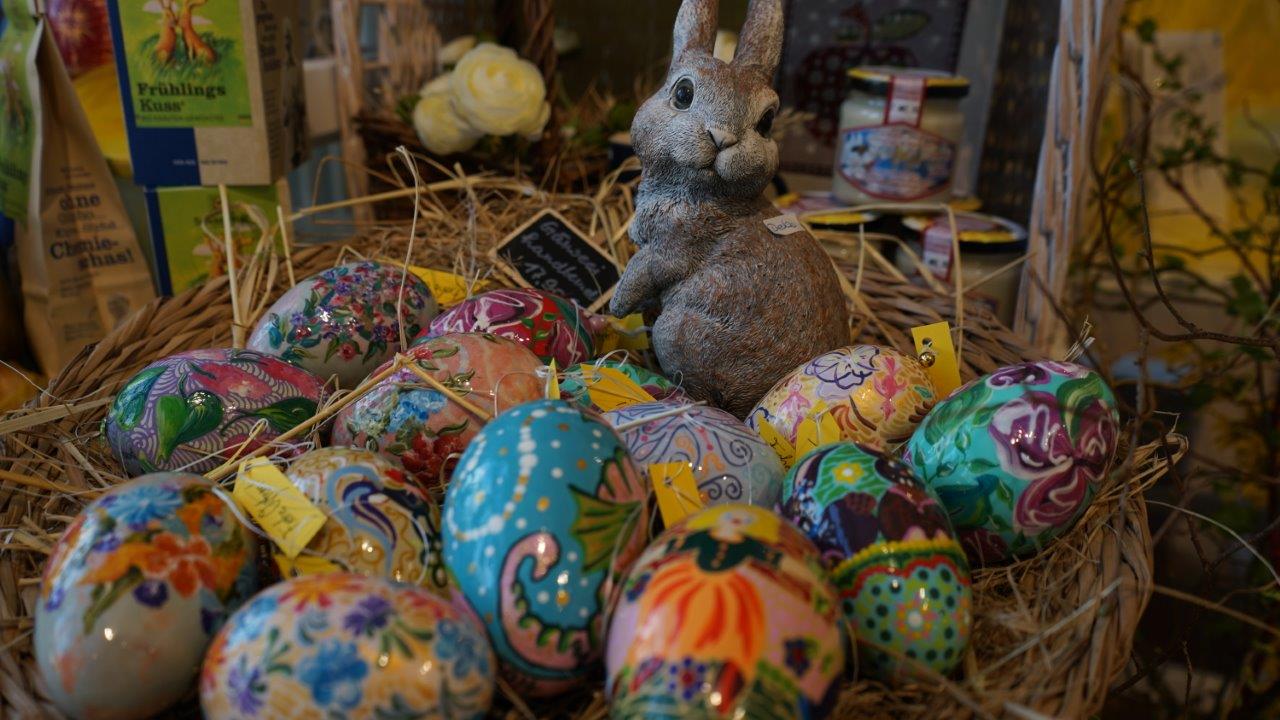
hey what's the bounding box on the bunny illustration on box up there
[610,0,850,418]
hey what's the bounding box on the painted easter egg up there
[201,573,495,719]
[35,473,260,720]
[443,400,649,696]
[282,447,448,590]
[780,442,971,680]
[560,360,689,412]
[416,288,604,366]
[747,345,937,467]
[104,348,326,477]
[606,504,845,719]
[904,361,1120,564]
[332,333,543,492]
[602,401,785,509]
[248,261,439,387]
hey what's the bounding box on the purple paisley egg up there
[415,288,606,367]
[248,261,439,388]
[443,400,649,696]
[201,573,495,720]
[281,447,450,591]
[104,348,327,477]
[904,360,1120,564]
[747,345,937,468]
[602,401,784,509]
[605,504,845,718]
[35,473,260,720]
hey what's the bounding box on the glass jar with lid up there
[894,211,1027,326]
[833,66,969,205]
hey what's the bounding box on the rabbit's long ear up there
[732,0,783,77]
[672,0,718,62]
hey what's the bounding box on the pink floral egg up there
[904,361,1120,564]
[248,261,439,388]
[332,333,543,493]
[415,288,606,366]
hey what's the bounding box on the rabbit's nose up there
[707,127,738,150]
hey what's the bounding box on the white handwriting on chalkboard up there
[509,239,601,301]
[536,220,610,276]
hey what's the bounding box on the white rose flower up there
[419,73,452,97]
[412,92,480,155]
[450,43,550,138]
[439,35,477,66]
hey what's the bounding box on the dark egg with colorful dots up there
[442,400,649,696]
[779,441,972,682]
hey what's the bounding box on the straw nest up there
[0,166,1185,719]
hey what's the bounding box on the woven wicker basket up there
[0,179,1184,718]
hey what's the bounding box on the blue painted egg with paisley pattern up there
[248,261,439,388]
[104,348,327,477]
[35,473,261,720]
[442,400,649,696]
[201,573,495,719]
[602,401,784,509]
[904,361,1120,564]
[780,442,971,681]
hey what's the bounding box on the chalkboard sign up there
[491,209,620,312]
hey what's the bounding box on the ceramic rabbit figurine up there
[609,0,850,418]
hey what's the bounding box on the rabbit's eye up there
[756,108,776,137]
[672,78,695,111]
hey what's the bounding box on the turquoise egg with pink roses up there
[904,361,1120,565]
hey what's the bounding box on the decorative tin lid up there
[905,211,1027,253]
[847,66,970,99]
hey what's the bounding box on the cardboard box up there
[105,0,307,186]
[144,181,289,294]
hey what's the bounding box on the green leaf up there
[873,8,930,41]
[156,391,224,461]
[1055,376,1111,436]
[83,569,143,636]
[228,396,317,433]
[111,366,165,430]
[1136,17,1158,42]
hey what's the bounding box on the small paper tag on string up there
[596,314,651,355]
[763,213,804,236]
[232,459,327,559]
[794,410,842,457]
[273,553,342,578]
[911,321,962,397]
[649,462,704,526]
[403,265,489,308]
[582,365,655,411]
[754,418,797,467]
[545,360,560,400]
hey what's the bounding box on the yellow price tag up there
[649,462,704,526]
[582,365,655,411]
[754,418,797,467]
[794,411,842,457]
[545,359,560,400]
[232,459,327,559]
[404,265,489,307]
[911,321,962,398]
[274,553,342,578]
[595,314,650,355]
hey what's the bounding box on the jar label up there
[836,124,956,201]
[885,76,926,126]
[922,223,954,281]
